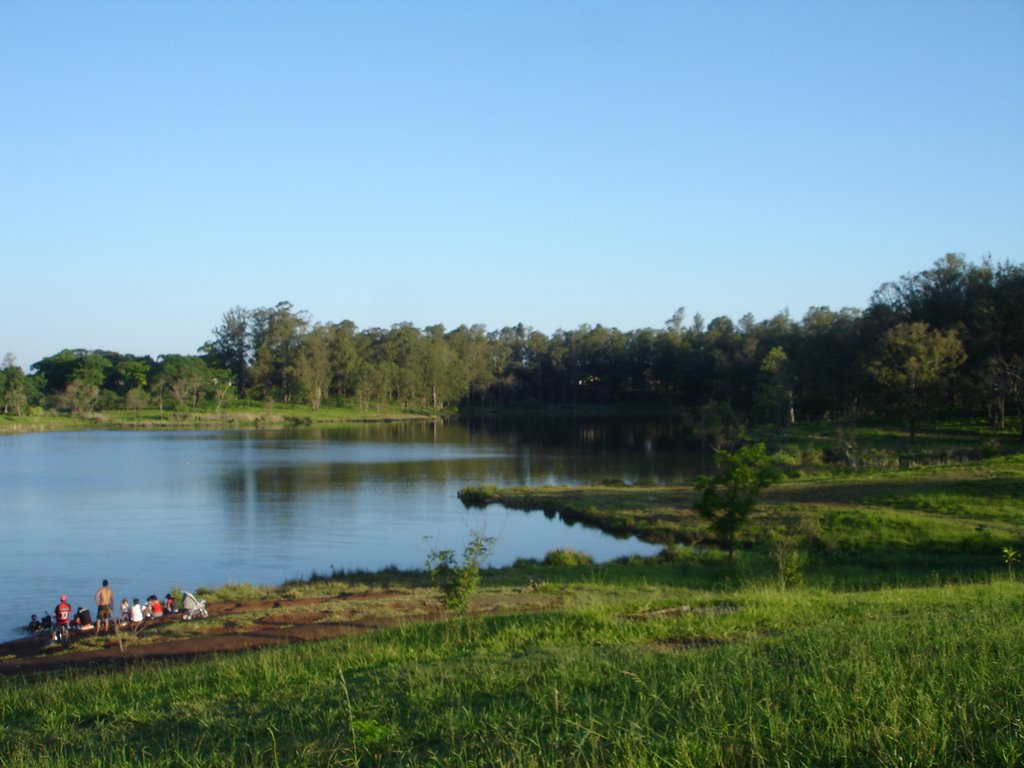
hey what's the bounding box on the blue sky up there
[2,1,1022,368]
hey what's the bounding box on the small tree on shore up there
[694,442,780,559]
[426,531,495,614]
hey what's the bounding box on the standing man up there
[95,579,113,634]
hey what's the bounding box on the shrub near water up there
[543,547,595,566]
[426,531,494,614]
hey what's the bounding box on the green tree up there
[755,345,794,428]
[694,442,780,559]
[124,387,150,414]
[695,400,747,452]
[153,355,214,410]
[990,262,1024,439]
[69,353,113,389]
[425,530,495,614]
[868,322,966,440]
[207,306,253,395]
[249,302,309,401]
[31,349,85,394]
[326,320,360,402]
[58,380,100,415]
[114,359,151,395]
[294,324,332,410]
[1,353,28,415]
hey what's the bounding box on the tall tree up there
[1,354,27,415]
[208,307,253,395]
[869,322,966,440]
[755,346,794,428]
[153,355,215,411]
[326,320,360,401]
[113,359,152,395]
[991,262,1024,439]
[249,302,309,402]
[294,324,332,410]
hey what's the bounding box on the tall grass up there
[2,580,1022,766]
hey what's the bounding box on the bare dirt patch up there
[0,588,558,677]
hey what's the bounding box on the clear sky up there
[2,1,1022,368]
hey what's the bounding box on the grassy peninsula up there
[2,423,1023,767]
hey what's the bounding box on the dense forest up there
[3,255,1023,439]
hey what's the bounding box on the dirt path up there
[0,588,552,677]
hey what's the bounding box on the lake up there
[0,418,705,641]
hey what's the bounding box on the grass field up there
[1,432,1022,766]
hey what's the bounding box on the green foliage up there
[426,531,495,613]
[695,400,748,451]
[542,547,594,566]
[456,485,502,508]
[869,321,967,439]
[1,354,28,416]
[770,531,807,589]
[12,256,1024,428]
[694,442,781,558]
[1002,546,1019,580]
[58,379,100,415]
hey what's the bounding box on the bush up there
[542,548,594,567]
[657,542,687,563]
[426,531,495,613]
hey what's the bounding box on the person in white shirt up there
[130,598,144,624]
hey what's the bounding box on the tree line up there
[3,255,1023,440]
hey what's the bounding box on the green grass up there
[0,402,437,433]
[2,579,1023,766]
[462,452,1024,586]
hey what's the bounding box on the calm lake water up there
[0,418,704,641]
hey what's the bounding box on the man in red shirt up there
[53,595,72,642]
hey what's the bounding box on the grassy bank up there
[461,453,1024,585]
[0,402,439,433]
[1,573,1022,766]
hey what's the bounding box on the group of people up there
[118,594,178,625]
[28,580,180,640]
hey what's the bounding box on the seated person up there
[74,606,95,631]
[146,595,164,618]
[119,598,131,625]
[164,594,177,614]
[27,614,42,632]
[130,598,144,624]
[53,595,73,640]
[54,596,73,627]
